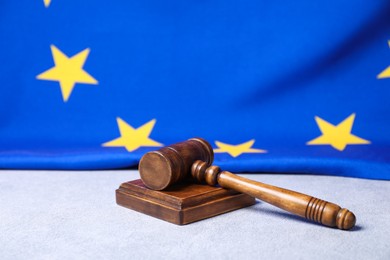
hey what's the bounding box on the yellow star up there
[102,118,163,152]
[307,113,370,151]
[36,45,98,102]
[43,0,51,8]
[377,40,390,79]
[214,139,267,157]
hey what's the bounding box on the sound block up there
[116,179,256,225]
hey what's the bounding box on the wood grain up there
[137,138,356,230]
[192,160,356,230]
[116,179,256,225]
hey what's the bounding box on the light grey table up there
[1,170,389,260]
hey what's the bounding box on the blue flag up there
[0,1,389,180]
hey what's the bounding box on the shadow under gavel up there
[139,138,356,230]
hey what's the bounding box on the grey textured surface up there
[0,170,389,260]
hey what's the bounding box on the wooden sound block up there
[116,179,256,225]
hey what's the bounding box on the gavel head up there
[139,138,214,190]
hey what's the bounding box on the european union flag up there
[0,1,389,179]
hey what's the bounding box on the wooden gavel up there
[139,138,356,230]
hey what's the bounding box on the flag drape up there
[0,1,389,179]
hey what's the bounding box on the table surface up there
[1,170,389,260]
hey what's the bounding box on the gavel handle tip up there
[336,208,356,230]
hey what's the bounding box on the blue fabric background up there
[0,1,389,179]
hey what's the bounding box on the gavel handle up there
[217,171,356,230]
